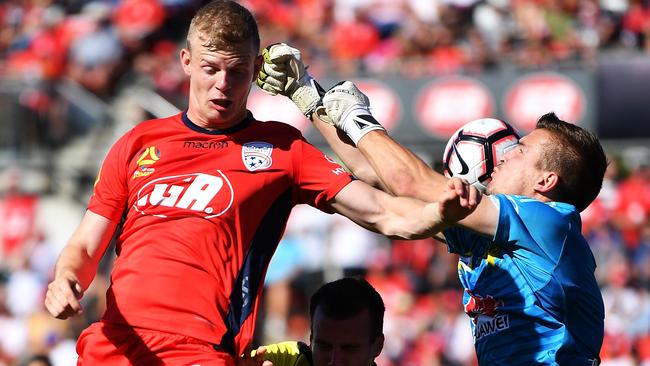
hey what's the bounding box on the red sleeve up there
[87,131,132,222]
[291,135,353,213]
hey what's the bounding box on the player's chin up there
[204,107,232,122]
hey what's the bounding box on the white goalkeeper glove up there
[256,43,328,121]
[322,81,386,145]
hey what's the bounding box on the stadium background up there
[0,0,649,365]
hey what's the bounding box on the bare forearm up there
[312,116,385,189]
[357,131,448,201]
[54,242,101,290]
[54,211,117,290]
[331,181,452,240]
[372,196,451,239]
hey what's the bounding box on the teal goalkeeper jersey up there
[443,194,604,366]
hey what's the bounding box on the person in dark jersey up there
[43,2,480,366]
[243,277,385,366]
[258,44,607,365]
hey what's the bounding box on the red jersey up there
[88,112,352,356]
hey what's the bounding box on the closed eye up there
[203,66,217,74]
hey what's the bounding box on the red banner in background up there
[504,73,585,132]
[1,194,38,257]
[351,79,402,131]
[415,77,495,138]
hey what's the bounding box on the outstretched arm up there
[44,210,117,319]
[255,44,497,236]
[321,82,448,201]
[329,179,481,239]
[323,82,499,237]
[311,116,384,189]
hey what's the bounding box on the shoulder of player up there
[498,194,577,227]
[133,114,179,132]
[108,115,179,157]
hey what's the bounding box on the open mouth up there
[210,99,231,109]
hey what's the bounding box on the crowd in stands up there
[0,0,649,109]
[0,0,648,148]
[0,1,649,365]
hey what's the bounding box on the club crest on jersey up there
[133,172,234,219]
[132,146,160,179]
[242,142,273,171]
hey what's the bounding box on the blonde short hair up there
[187,0,260,53]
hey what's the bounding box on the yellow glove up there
[250,341,312,366]
[256,43,329,122]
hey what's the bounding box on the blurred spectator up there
[614,148,650,249]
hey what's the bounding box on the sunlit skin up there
[310,308,383,366]
[180,33,262,130]
[486,129,557,200]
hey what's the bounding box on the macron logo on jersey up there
[134,172,234,219]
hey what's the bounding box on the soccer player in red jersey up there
[43,1,480,365]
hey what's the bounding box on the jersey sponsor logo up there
[332,167,347,175]
[464,290,508,341]
[474,314,509,341]
[323,154,347,175]
[133,172,234,218]
[324,154,338,164]
[242,142,273,171]
[183,140,229,149]
[464,291,503,320]
[133,146,160,179]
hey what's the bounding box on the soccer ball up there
[442,118,520,192]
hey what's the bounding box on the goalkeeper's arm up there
[311,113,385,190]
[256,43,385,189]
[322,82,448,202]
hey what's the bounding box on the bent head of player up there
[180,0,262,131]
[309,278,385,366]
[487,112,607,212]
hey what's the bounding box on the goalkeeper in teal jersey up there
[256,43,607,365]
[240,277,384,366]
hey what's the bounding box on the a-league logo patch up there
[242,141,273,171]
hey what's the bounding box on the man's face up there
[310,308,383,366]
[181,34,261,129]
[486,128,552,197]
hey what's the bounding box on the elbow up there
[386,172,421,197]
